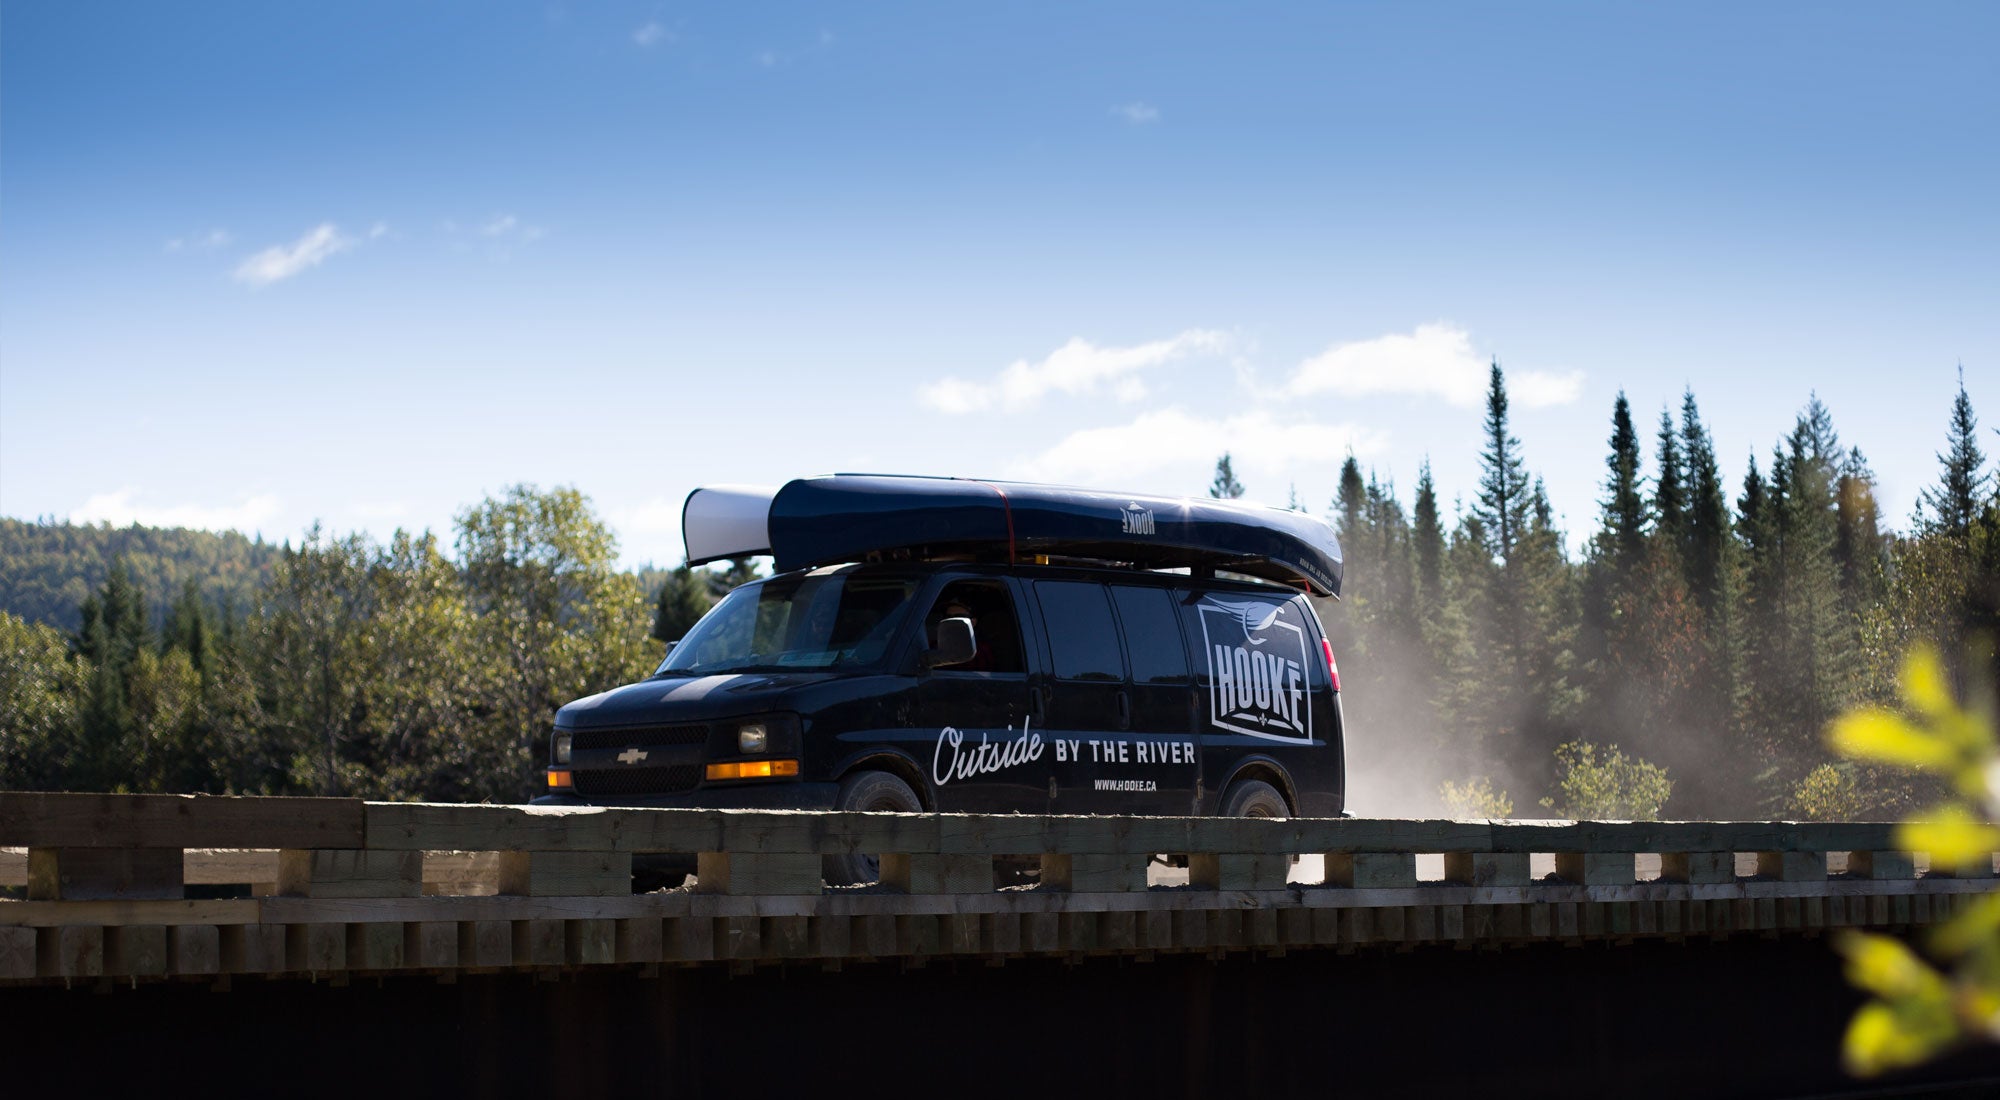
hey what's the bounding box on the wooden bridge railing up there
[1,792,1993,985]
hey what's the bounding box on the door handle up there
[1116,689,1131,730]
[1030,685,1046,720]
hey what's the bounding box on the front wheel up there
[822,770,923,885]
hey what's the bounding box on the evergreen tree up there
[164,578,212,677]
[1836,447,1889,606]
[1680,390,1730,613]
[1208,453,1245,499]
[1918,369,1989,538]
[1472,360,1531,565]
[651,564,715,644]
[1412,461,1446,626]
[1597,392,1647,577]
[1366,471,1419,638]
[1335,455,1366,577]
[1652,405,1687,556]
[71,560,149,790]
[1467,362,1576,793]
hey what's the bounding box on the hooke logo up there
[1196,596,1313,743]
[1121,502,1156,535]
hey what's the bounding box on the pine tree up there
[1680,391,1730,612]
[1335,455,1366,575]
[1919,368,1989,538]
[1412,461,1446,626]
[1472,360,1531,564]
[1652,406,1687,557]
[1598,392,1647,577]
[164,579,212,677]
[1366,470,1418,637]
[71,559,150,790]
[1209,453,1245,500]
[651,564,714,644]
[1836,447,1889,606]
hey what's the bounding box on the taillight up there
[1321,638,1340,692]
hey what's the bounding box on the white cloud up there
[480,214,518,237]
[1511,369,1586,407]
[165,228,232,253]
[612,497,685,538]
[1112,101,1160,124]
[368,222,389,239]
[233,223,353,286]
[633,21,670,47]
[74,488,281,533]
[1008,408,1388,495]
[754,30,834,69]
[921,329,1230,414]
[1285,322,1583,409]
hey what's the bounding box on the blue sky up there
[3,2,1994,567]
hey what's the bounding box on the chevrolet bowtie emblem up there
[617,748,649,765]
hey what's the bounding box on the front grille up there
[570,723,710,752]
[573,764,702,797]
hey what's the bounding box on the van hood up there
[555,671,838,729]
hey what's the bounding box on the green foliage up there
[651,563,715,644]
[1919,369,1989,540]
[0,485,665,804]
[1789,763,1872,822]
[454,484,658,800]
[0,612,88,789]
[1828,645,2000,1077]
[1438,776,1513,819]
[1598,392,1646,574]
[1538,740,1673,821]
[1208,452,1245,500]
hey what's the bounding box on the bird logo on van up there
[1203,598,1283,644]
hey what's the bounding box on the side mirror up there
[923,617,977,669]
[664,640,679,656]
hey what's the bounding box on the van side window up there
[1034,581,1123,682]
[1109,585,1189,684]
[924,580,1025,674]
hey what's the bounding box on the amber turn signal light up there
[546,769,574,789]
[705,759,800,781]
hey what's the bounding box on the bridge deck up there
[0,793,1990,986]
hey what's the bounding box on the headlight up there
[738,722,768,753]
[553,732,572,765]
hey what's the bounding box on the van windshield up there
[659,570,922,674]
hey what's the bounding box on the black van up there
[536,475,1344,882]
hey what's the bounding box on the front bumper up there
[530,781,841,812]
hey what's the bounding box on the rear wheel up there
[1220,778,1289,819]
[822,770,923,885]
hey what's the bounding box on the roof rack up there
[683,474,1343,597]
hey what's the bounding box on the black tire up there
[1220,778,1289,819]
[822,770,923,885]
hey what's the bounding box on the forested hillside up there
[0,518,283,632]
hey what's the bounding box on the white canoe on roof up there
[681,484,778,564]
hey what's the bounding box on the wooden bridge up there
[1,791,1992,984]
[10,792,2000,1097]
